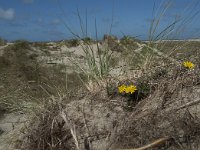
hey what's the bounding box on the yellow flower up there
[118,84,137,94]
[183,61,195,69]
[125,85,137,94]
[118,85,126,93]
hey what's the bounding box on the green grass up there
[62,15,113,83]
[0,41,67,112]
[120,36,139,49]
[0,38,7,46]
[63,39,80,47]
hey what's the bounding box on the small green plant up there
[106,83,117,97]
[0,56,11,68]
[118,80,151,100]
[66,39,80,47]
[117,78,151,110]
[0,38,7,46]
[151,68,168,80]
[33,42,49,49]
[103,34,122,52]
[14,40,30,50]
[136,80,151,100]
[120,36,137,45]
[82,37,93,44]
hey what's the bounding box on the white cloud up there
[22,0,34,4]
[0,8,15,20]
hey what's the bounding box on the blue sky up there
[0,0,200,41]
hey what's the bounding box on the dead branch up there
[117,137,170,150]
[176,99,200,111]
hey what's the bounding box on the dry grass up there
[113,66,200,149]
[1,1,200,148]
[0,41,68,112]
[20,96,76,150]
[17,62,200,150]
[1,34,200,150]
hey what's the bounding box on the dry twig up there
[117,137,170,150]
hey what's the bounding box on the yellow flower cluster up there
[118,84,137,94]
[183,61,195,69]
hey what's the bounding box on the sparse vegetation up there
[81,37,94,44]
[0,38,7,46]
[65,39,80,47]
[1,0,200,150]
[120,35,139,49]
